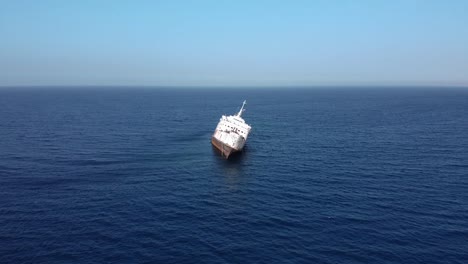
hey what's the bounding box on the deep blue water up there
[0,87,467,263]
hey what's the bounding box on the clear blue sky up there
[1,0,467,86]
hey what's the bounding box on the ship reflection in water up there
[212,145,249,189]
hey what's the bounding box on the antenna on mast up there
[237,100,247,117]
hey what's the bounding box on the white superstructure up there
[212,101,251,154]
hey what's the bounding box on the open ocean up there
[0,87,467,263]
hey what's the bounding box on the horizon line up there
[1,84,468,89]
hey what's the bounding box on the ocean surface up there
[0,87,467,264]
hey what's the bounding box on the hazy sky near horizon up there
[1,0,468,87]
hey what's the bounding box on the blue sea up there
[0,87,467,263]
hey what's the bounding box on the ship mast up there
[237,100,247,117]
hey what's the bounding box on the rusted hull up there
[211,136,239,159]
